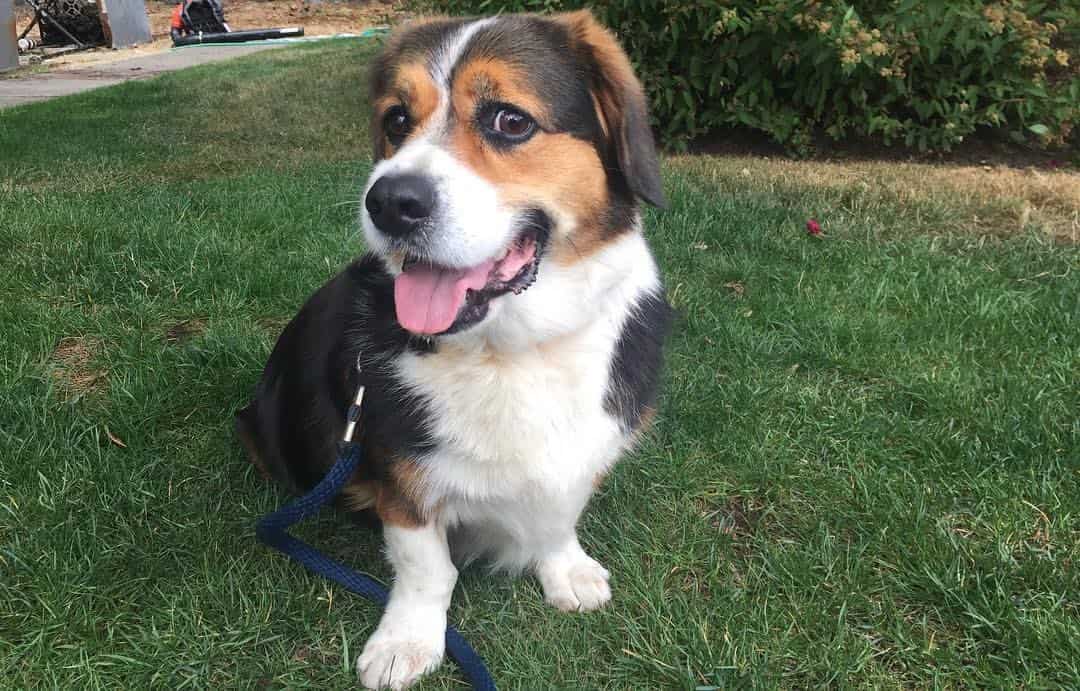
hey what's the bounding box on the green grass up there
[2,39,1079,689]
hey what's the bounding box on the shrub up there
[419,1,1079,154]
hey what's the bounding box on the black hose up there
[171,27,304,47]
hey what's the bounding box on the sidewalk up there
[0,44,282,108]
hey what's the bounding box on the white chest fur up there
[397,324,629,570]
[393,230,660,567]
[400,320,627,500]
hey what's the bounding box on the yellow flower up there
[869,42,888,57]
[983,6,1006,34]
[1055,50,1070,67]
[841,48,860,65]
[817,21,832,33]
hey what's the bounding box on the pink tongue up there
[394,260,494,335]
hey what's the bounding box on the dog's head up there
[362,11,664,340]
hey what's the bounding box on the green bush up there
[419,1,1079,154]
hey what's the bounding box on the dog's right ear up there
[556,11,666,208]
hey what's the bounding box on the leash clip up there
[343,358,365,443]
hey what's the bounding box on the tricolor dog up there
[237,11,671,689]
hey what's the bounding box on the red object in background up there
[806,219,822,236]
[170,4,184,31]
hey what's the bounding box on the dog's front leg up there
[357,520,456,690]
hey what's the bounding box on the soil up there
[13,0,409,70]
[687,125,1079,172]
[145,0,407,41]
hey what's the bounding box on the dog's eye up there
[493,109,534,138]
[482,105,537,144]
[383,106,412,146]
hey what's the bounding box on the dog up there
[236,11,671,689]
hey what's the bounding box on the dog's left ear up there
[557,10,666,209]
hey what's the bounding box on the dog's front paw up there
[357,612,445,690]
[537,552,611,612]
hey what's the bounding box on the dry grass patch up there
[670,155,1080,242]
[49,336,107,398]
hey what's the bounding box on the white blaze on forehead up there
[430,17,497,93]
[418,17,497,140]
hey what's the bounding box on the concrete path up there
[0,43,282,108]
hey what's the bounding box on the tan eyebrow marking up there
[374,61,441,143]
[450,57,552,129]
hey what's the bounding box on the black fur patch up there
[236,255,437,495]
[604,289,673,432]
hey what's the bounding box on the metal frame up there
[22,0,90,49]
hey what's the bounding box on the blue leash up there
[255,376,497,691]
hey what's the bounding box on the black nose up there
[364,174,436,238]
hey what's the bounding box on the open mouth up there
[393,225,548,336]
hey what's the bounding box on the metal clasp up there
[343,357,365,443]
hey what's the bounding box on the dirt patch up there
[15,0,408,71]
[257,316,289,334]
[145,0,406,41]
[697,493,765,545]
[50,336,107,398]
[165,318,207,343]
[715,495,764,540]
[291,644,339,665]
[722,280,745,298]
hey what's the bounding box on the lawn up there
[2,39,1078,689]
